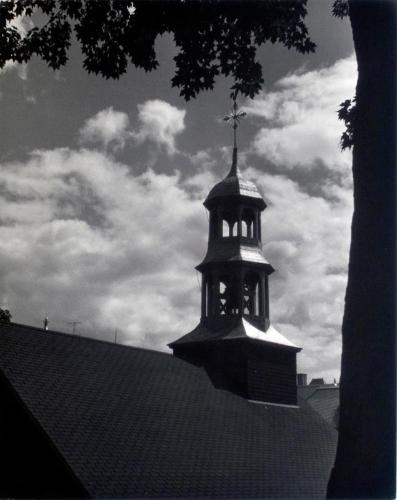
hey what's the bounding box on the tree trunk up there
[327,1,396,497]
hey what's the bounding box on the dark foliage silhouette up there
[338,97,355,150]
[0,309,12,322]
[0,0,314,99]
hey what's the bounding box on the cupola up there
[169,101,301,406]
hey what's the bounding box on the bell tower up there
[198,144,272,333]
[169,100,301,406]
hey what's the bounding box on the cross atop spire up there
[223,98,247,149]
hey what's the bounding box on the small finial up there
[223,95,247,149]
[223,95,247,176]
[43,316,49,331]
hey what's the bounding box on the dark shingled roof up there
[0,322,337,498]
[300,386,340,429]
[205,174,264,205]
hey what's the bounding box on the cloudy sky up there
[0,1,356,382]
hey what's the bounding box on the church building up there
[0,115,337,497]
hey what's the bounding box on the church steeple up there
[197,145,272,332]
[170,102,301,406]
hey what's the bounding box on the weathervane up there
[223,97,247,149]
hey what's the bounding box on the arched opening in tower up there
[219,274,239,315]
[242,208,255,239]
[243,271,260,316]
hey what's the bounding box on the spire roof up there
[204,147,266,209]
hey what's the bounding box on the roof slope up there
[170,318,299,350]
[0,322,336,498]
[305,387,340,428]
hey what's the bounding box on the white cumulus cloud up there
[243,55,357,174]
[79,101,186,156]
[79,107,130,150]
[133,99,186,154]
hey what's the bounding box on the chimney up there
[297,373,307,386]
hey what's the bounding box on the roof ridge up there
[0,321,173,358]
